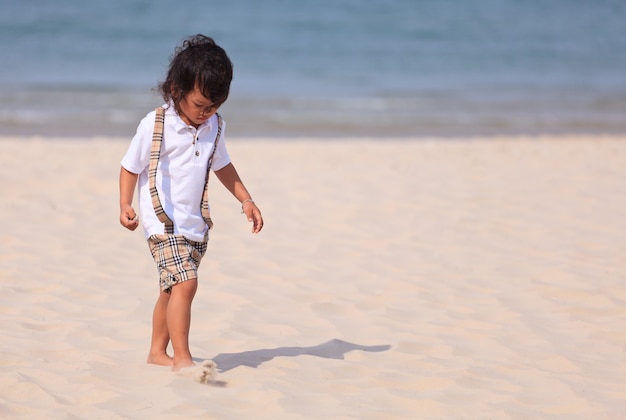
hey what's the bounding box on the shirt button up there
[195,151,200,156]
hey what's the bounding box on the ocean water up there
[0,0,625,137]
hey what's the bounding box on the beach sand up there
[0,135,624,419]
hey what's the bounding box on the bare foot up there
[172,358,195,372]
[147,352,174,366]
[177,360,217,384]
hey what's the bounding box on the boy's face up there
[178,86,219,128]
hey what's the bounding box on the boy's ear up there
[170,85,182,101]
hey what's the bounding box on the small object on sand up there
[177,360,217,384]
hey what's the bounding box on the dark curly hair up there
[158,34,233,113]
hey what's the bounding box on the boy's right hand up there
[120,205,139,231]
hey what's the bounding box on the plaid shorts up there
[147,234,208,293]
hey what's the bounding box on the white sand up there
[0,135,625,419]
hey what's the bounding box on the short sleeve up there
[210,118,231,171]
[120,111,155,175]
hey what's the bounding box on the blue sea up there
[1,0,625,137]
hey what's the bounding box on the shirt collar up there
[163,102,213,134]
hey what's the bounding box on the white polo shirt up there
[121,104,231,242]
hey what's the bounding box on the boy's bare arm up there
[214,163,264,233]
[119,166,140,231]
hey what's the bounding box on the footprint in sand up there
[177,360,217,384]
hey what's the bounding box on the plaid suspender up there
[201,113,222,230]
[148,107,173,233]
[149,106,222,234]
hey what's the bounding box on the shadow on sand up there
[195,339,391,373]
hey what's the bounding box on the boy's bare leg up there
[147,290,174,366]
[168,279,198,371]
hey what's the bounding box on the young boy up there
[119,34,263,372]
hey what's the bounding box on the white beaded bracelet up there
[241,199,255,213]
